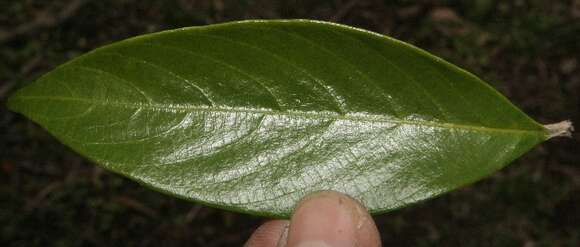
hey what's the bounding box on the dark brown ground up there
[1,1,579,246]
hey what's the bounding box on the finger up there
[285,191,381,247]
[245,220,290,247]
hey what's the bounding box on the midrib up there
[13,95,546,136]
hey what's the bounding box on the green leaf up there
[7,20,563,218]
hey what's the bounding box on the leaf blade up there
[8,19,548,217]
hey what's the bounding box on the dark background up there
[1,0,579,246]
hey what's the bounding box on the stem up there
[544,120,574,139]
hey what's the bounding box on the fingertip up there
[286,191,381,247]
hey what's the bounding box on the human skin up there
[245,191,381,247]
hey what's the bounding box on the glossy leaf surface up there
[8,20,549,217]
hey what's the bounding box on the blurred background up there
[1,0,579,246]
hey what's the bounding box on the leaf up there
[7,20,563,218]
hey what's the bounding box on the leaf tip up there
[6,91,23,113]
[544,120,574,139]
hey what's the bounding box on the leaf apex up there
[6,92,22,113]
[544,120,574,139]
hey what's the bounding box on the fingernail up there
[245,220,290,247]
[276,223,289,247]
[286,191,364,247]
